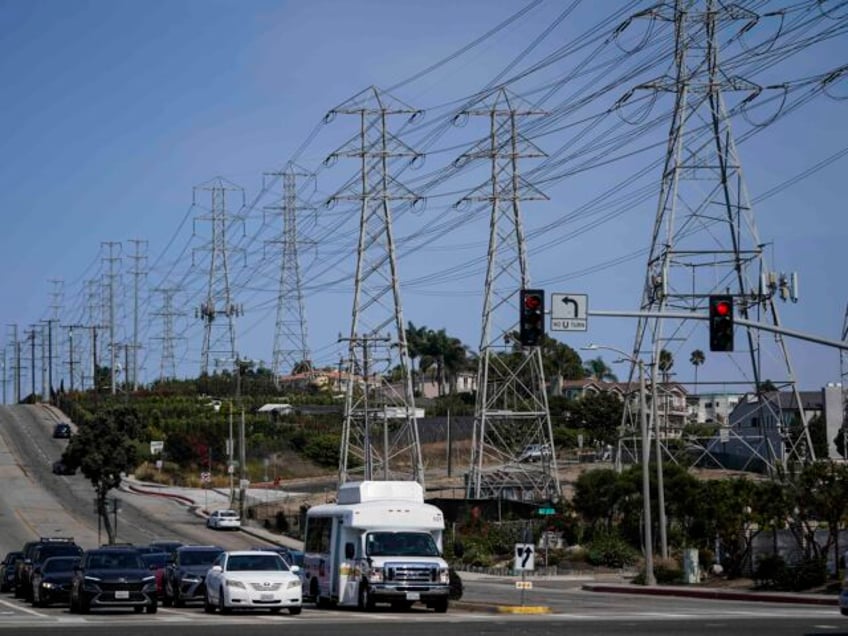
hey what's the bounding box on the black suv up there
[15,538,77,599]
[162,545,223,607]
[70,547,158,614]
[23,540,83,602]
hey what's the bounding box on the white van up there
[302,480,451,612]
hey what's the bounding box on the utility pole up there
[264,166,314,382]
[193,178,245,376]
[101,241,122,396]
[8,324,21,403]
[28,326,37,401]
[458,88,558,502]
[127,239,147,391]
[326,86,424,486]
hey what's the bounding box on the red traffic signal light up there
[519,289,545,347]
[709,295,734,352]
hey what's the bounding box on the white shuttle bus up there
[302,480,451,612]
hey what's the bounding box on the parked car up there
[517,444,552,463]
[52,423,72,439]
[140,552,170,600]
[840,570,848,616]
[70,547,157,614]
[0,551,23,593]
[162,545,224,607]
[30,555,79,607]
[204,550,301,615]
[207,509,241,530]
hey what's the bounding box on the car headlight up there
[226,579,246,589]
[439,568,450,584]
[41,582,56,589]
[286,579,300,589]
[84,575,102,583]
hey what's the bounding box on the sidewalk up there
[581,581,837,606]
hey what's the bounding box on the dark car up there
[52,423,72,439]
[30,555,80,607]
[252,545,304,568]
[140,552,169,600]
[52,460,76,476]
[148,540,183,555]
[162,545,224,607]
[17,538,78,601]
[0,551,24,593]
[70,548,157,614]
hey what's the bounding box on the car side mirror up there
[290,565,300,574]
[344,542,355,560]
[210,565,222,573]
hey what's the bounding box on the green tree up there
[583,357,618,382]
[541,335,584,396]
[689,349,705,394]
[658,349,674,382]
[61,405,146,544]
[567,392,624,446]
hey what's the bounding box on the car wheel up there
[357,581,375,612]
[218,588,231,615]
[146,601,158,614]
[79,595,90,614]
[288,606,302,616]
[842,607,848,616]
[432,598,448,613]
[204,592,216,613]
[174,592,185,608]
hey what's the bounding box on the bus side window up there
[345,542,355,560]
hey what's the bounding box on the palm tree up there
[405,322,429,395]
[689,349,705,395]
[583,356,618,382]
[421,328,468,396]
[658,349,674,383]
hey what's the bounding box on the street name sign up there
[551,293,588,331]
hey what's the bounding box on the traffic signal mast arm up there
[587,309,848,351]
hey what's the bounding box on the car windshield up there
[365,532,440,557]
[43,557,79,573]
[141,553,169,568]
[88,552,143,570]
[181,550,221,566]
[226,554,288,572]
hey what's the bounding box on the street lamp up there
[582,344,655,585]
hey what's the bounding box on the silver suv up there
[517,444,552,462]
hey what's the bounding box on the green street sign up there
[538,507,555,515]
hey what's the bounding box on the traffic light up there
[709,295,734,352]
[519,289,545,347]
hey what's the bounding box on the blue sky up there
[1,0,846,398]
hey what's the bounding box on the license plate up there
[405,592,420,601]
[115,590,129,599]
[260,593,274,601]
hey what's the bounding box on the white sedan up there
[204,551,302,615]
[206,509,241,530]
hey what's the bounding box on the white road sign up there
[551,293,588,331]
[514,543,535,572]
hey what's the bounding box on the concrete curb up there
[582,583,837,606]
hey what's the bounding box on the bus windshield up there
[365,532,439,557]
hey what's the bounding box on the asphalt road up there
[0,404,846,634]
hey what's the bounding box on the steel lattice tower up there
[193,177,245,376]
[623,0,813,473]
[326,86,424,486]
[266,166,312,380]
[462,88,560,502]
[154,287,183,381]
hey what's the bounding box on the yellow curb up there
[495,605,551,614]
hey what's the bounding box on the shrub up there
[586,531,638,568]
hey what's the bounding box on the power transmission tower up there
[127,239,147,391]
[7,324,20,403]
[153,287,184,381]
[458,88,560,502]
[84,278,101,390]
[622,0,812,474]
[193,177,245,376]
[101,241,122,396]
[48,279,63,391]
[841,302,848,455]
[325,86,424,486]
[264,166,313,381]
